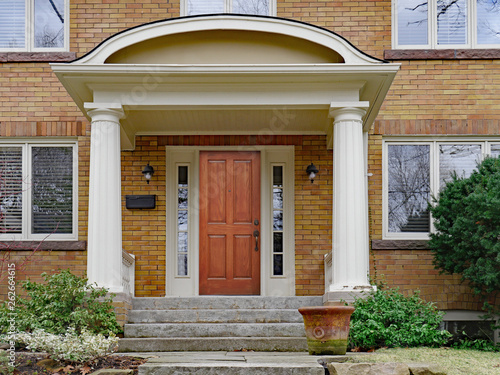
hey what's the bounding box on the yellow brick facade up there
[0,0,498,312]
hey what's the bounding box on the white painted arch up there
[75,15,383,65]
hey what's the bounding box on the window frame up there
[392,0,500,49]
[0,0,69,52]
[180,0,276,17]
[0,140,78,241]
[383,138,500,240]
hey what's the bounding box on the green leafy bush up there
[0,270,121,336]
[428,157,500,304]
[349,288,451,350]
[11,327,119,364]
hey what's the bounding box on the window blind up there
[0,0,25,49]
[0,147,23,234]
[437,0,467,45]
[187,0,224,15]
[31,147,73,234]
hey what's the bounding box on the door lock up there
[253,230,260,251]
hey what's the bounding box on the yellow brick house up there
[0,0,499,344]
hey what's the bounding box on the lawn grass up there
[362,347,500,375]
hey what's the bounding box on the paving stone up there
[409,363,447,375]
[328,362,410,375]
[91,369,133,375]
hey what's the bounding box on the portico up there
[52,15,399,301]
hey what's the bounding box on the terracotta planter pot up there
[298,305,355,355]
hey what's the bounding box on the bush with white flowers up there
[10,327,119,364]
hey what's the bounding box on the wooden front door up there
[199,151,260,295]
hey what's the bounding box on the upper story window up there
[0,141,77,240]
[0,0,68,51]
[383,139,500,239]
[394,0,500,49]
[183,0,274,16]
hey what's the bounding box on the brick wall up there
[294,136,333,296]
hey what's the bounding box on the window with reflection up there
[272,165,284,276]
[385,140,498,238]
[0,0,67,51]
[177,166,189,276]
[395,0,500,48]
[185,0,272,16]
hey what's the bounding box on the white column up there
[85,103,125,293]
[324,103,373,304]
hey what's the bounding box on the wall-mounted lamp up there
[142,163,154,184]
[306,163,319,183]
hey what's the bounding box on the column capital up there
[328,101,369,122]
[84,103,125,124]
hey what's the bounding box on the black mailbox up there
[126,195,156,209]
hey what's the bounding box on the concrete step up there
[132,296,323,311]
[124,323,305,338]
[137,352,326,375]
[119,337,308,352]
[128,309,304,324]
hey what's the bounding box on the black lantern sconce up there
[142,163,154,184]
[306,163,319,183]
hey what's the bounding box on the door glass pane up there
[31,147,73,234]
[437,0,467,45]
[0,147,23,234]
[272,165,284,276]
[34,0,65,48]
[233,0,269,15]
[387,145,431,233]
[477,0,500,45]
[398,0,429,45]
[491,144,500,157]
[187,0,224,15]
[273,254,283,276]
[439,144,481,188]
[0,0,25,48]
[177,166,189,276]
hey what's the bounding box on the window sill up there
[384,49,500,60]
[0,52,77,63]
[372,239,429,250]
[0,240,86,251]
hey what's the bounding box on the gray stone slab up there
[327,362,410,375]
[128,309,304,324]
[132,296,322,311]
[124,323,305,338]
[118,337,308,352]
[138,362,325,375]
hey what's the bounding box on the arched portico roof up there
[52,15,399,150]
[75,15,385,65]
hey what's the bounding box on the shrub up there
[0,269,122,336]
[428,157,500,305]
[349,288,451,350]
[11,327,119,364]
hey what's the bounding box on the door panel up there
[199,151,260,295]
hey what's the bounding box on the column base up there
[323,285,376,305]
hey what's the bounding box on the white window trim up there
[392,0,500,49]
[180,0,277,17]
[383,137,500,240]
[0,0,69,52]
[165,146,294,296]
[0,139,78,241]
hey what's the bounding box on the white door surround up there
[166,146,295,297]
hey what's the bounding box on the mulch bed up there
[12,352,148,374]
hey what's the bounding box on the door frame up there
[166,146,295,296]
